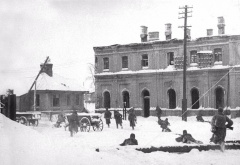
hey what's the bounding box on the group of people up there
[104,107,137,130]
[55,106,234,150]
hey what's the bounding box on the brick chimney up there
[140,26,148,42]
[148,32,159,41]
[207,29,213,36]
[165,23,172,40]
[217,16,225,35]
[40,63,53,77]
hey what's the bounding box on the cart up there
[66,112,103,132]
[16,111,41,126]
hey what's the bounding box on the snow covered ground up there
[1,113,240,165]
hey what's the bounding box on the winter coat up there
[68,113,79,132]
[114,111,122,124]
[104,111,112,119]
[211,112,233,144]
[120,138,138,146]
[128,112,136,127]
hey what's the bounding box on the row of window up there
[35,94,80,107]
[102,86,225,109]
[99,48,223,70]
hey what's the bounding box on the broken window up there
[142,54,148,67]
[122,56,128,69]
[103,57,109,70]
[214,48,222,62]
[190,50,198,63]
[167,52,174,65]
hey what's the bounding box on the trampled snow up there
[1,113,240,165]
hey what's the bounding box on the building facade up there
[94,17,240,117]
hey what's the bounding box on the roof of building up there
[29,73,87,92]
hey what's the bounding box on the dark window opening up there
[215,87,224,109]
[214,48,222,62]
[142,90,150,117]
[142,54,148,67]
[53,94,60,107]
[122,56,128,69]
[103,57,109,70]
[191,88,200,109]
[122,91,130,108]
[190,50,198,63]
[103,91,111,108]
[167,52,174,65]
[168,89,176,109]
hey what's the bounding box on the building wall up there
[19,90,85,112]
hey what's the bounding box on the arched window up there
[142,89,150,117]
[103,91,111,108]
[215,87,224,109]
[122,91,130,108]
[191,88,200,109]
[168,89,176,109]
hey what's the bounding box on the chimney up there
[165,23,172,40]
[40,63,53,77]
[187,28,191,40]
[148,32,159,41]
[217,16,225,35]
[140,26,148,42]
[207,29,213,36]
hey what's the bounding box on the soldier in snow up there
[114,111,123,129]
[120,133,138,146]
[104,107,112,128]
[128,107,137,130]
[176,130,203,144]
[210,107,233,151]
[159,118,171,132]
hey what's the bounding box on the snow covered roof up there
[30,73,87,92]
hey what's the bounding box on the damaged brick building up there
[94,17,240,117]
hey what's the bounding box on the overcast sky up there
[0,0,240,95]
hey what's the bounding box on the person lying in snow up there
[158,118,171,132]
[120,133,138,146]
[175,130,203,144]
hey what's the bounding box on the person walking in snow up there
[104,108,112,128]
[156,105,162,120]
[68,110,79,137]
[120,133,138,146]
[114,111,123,129]
[128,107,137,130]
[210,107,233,151]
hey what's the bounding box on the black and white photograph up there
[1,0,240,164]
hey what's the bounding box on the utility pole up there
[29,56,50,111]
[178,5,192,121]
